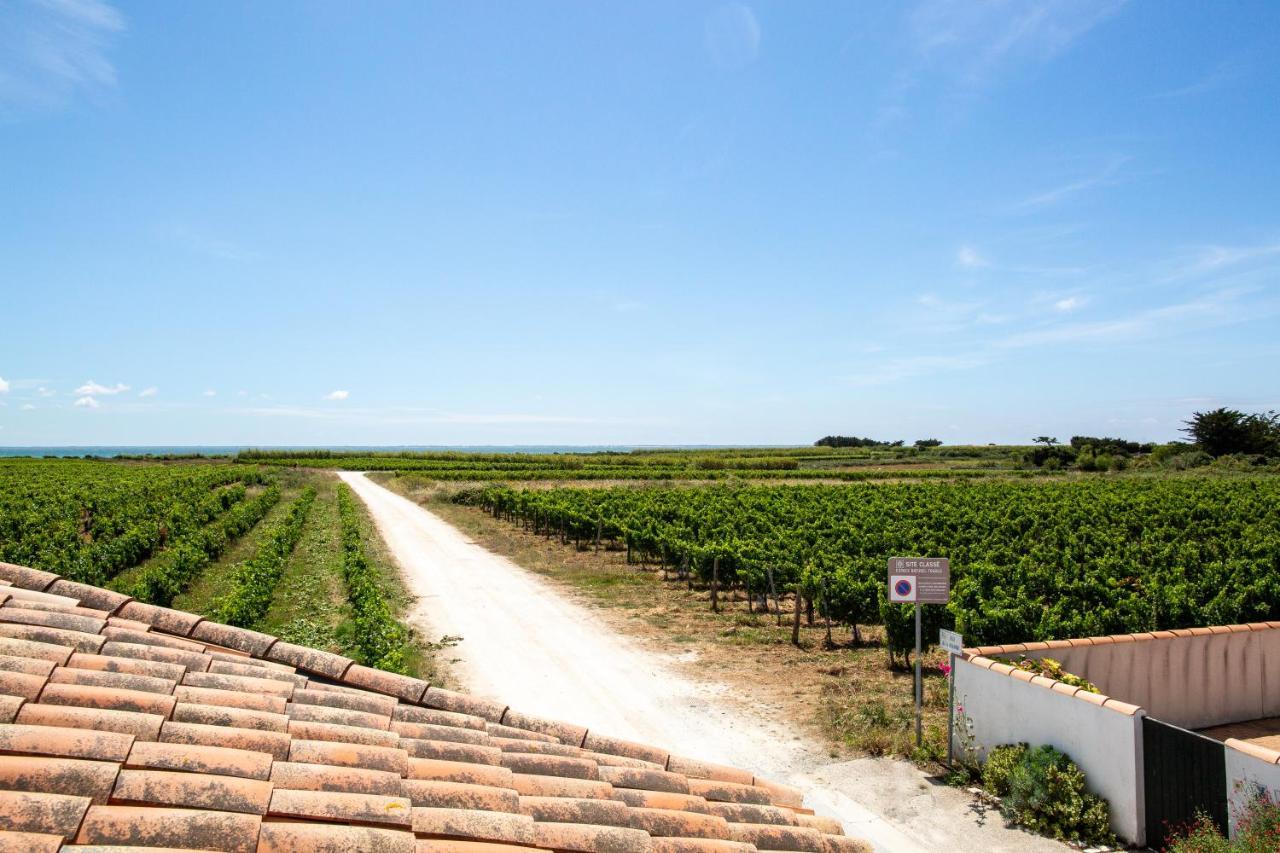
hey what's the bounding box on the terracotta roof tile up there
[17,702,164,742]
[264,641,353,680]
[286,700,390,730]
[170,701,288,732]
[116,600,205,637]
[403,738,505,766]
[518,795,632,827]
[74,805,262,852]
[686,779,770,805]
[0,829,63,852]
[0,635,74,665]
[267,787,413,827]
[400,778,521,812]
[187,621,278,657]
[287,738,410,776]
[37,681,175,718]
[399,721,492,745]
[110,768,273,814]
[67,651,188,682]
[0,623,105,654]
[727,821,825,852]
[270,760,404,795]
[703,801,798,825]
[257,821,417,853]
[0,723,134,762]
[173,684,288,715]
[508,773,614,800]
[0,603,107,635]
[49,664,177,695]
[822,834,874,853]
[531,821,651,853]
[407,758,516,788]
[797,814,844,835]
[42,580,130,614]
[293,686,398,717]
[342,663,429,703]
[0,754,119,804]
[422,687,507,723]
[613,789,713,814]
[411,806,537,844]
[0,587,79,610]
[499,753,599,781]
[0,562,60,590]
[0,789,92,840]
[159,720,292,761]
[0,695,23,724]
[0,669,46,700]
[499,710,588,747]
[286,718,402,748]
[99,641,210,673]
[629,806,731,839]
[0,561,869,852]
[125,740,273,781]
[599,766,691,795]
[393,704,487,731]
[665,756,754,787]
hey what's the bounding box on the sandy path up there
[340,472,1062,853]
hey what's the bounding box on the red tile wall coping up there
[1224,738,1280,765]
[959,622,1280,720]
[0,560,865,852]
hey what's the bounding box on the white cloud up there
[0,376,8,393]
[20,404,35,411]
[1014,156,1129,210]
[138,387,158,397]
[75,380,129,396]
[956,245,988,268]
[73,396,100,408]
[202,390,217,397]
[37,386,54,397]
[324,390,351,401]
[0,0,125,111]
[1053,296,1085,312]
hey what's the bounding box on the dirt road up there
[339,472,1063,853]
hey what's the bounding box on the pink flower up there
[940,664,952,676]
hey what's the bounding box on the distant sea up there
[0,445,766,459]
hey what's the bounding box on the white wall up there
[953,658,1145,846]
[1224,743,1280,838]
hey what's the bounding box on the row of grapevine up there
[335,484,411,674]
[468,478,1280,652]
[210,488,317,628]
[0,459,270,585]
[112,485,282,607]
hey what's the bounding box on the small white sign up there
[888,574,916,602]
[939,628,964,656]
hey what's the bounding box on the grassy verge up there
[379,474,951,763]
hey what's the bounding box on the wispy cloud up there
[37,386,55,397]
[1014,155,1128,210]
[0,0,125,111]
[324,390,350,401]
[161,225,259,262]
[202,390,217,397]
[0,376,8,393]
[956,245,988,268]
[845,353,988,387]
[75,380,129,396]
[1053,296,1085,312]
[138,387,158,397]
[20,404,35,411]
[1150,58,1244,100]
[73,395,100,408]
[704,4,761,70]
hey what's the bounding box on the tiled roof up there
[0,562,869,853]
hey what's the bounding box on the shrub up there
[981,744,1115,845]
[1166,786,1280,852]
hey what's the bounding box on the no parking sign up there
[886,557,949,603]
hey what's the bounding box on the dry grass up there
[380,474,955,764]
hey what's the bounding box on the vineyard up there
[0,459,421,676]
[464,477,1280,654]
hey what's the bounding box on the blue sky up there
[2,0,1278,446]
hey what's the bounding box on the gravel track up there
[339,471,1064,853]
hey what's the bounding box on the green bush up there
[1167,788,1280,852]
[982,744,1115,845]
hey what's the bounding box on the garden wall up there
[953,654,1146,845]
[1223,739,1280,837]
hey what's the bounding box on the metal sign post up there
[888,558,951,751]
[939,628,964,766]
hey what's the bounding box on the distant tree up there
[914,438,943,449]
[814,436,901,449]
[1183,408,1280,457]
[1069,436,1154,456]
[1033,436,1059,447]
